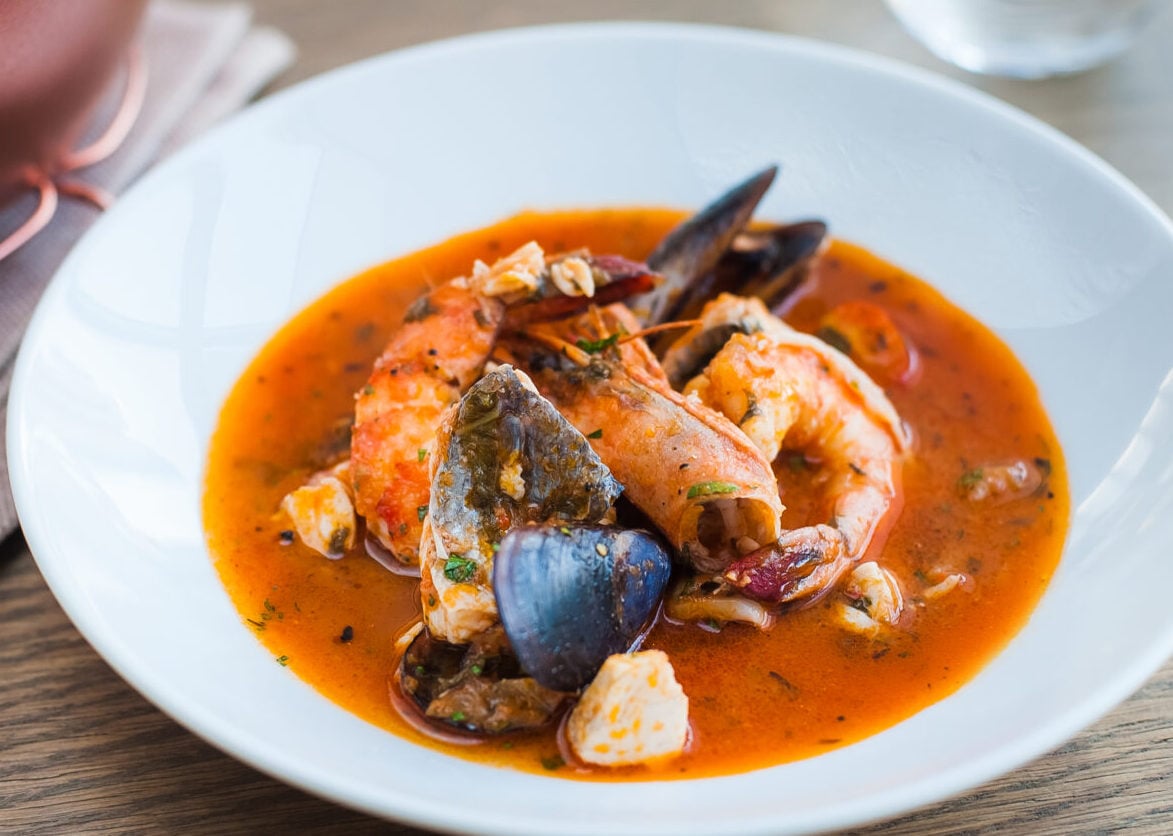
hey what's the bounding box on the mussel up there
[642,164,828,343]
[494,524,672,691]
[400,523,672,731]
[400,625,569,734]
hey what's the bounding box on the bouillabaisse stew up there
[204,199,1067,780]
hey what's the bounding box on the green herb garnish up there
[575,333,619,354]
[587,428,603,439]
[417,448,428,462]
[816,325,852,355]
[276,655,290,667]
[443,554,477,583]
[686,481,741,499]
[958,468,984,489]
[417,505,428,522]
[540,754,565,771]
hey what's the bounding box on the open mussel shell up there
[644,165,777,326]
[649,220,829,354]
[399,626,569,734]
[493,524,672,692]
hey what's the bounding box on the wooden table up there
[3,1,1171,832]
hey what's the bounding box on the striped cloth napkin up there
[0,0,295,539]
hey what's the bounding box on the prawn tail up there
[723,525,847,604]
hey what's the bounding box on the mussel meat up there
[400,625,568,733]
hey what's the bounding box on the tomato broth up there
[203,208,1068,780]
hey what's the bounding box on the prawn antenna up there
[618,319,703,346]
[515,328,593,367]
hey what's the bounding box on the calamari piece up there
[922,572,969,601]
[834,561,904,636]
[663,576,774,630]
[567,650,689,767]
[512,304,782,575]
[421,365,622,643]
[279,461,355,558]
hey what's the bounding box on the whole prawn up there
[665,293,910,603]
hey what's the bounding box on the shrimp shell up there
[512,304,783,573]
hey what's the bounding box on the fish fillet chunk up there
[567,650,689,767]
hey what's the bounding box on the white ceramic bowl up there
[9,23,1173,836]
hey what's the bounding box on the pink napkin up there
[0,1,295,538]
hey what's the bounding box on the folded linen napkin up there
[0,0,295,539]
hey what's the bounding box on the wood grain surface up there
[3,1,1172,833]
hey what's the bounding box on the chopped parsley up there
[417,505,428,522]
[958,468,984,489]
[587,428,603,439]
[443,554,477,583]
[275,655,289,666]
[816,325,852,355]
[575,333,619,354]
[451,711,467,723]
[417,448,428,462]
[540,754,565,771]
[686,481,741,499]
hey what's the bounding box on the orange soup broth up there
[204,208,1068,780]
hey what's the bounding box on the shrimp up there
[351,243,655,566]
[664,294,909,603]
[509,303,783,574]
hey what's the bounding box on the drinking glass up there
[884,0,1167,78]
